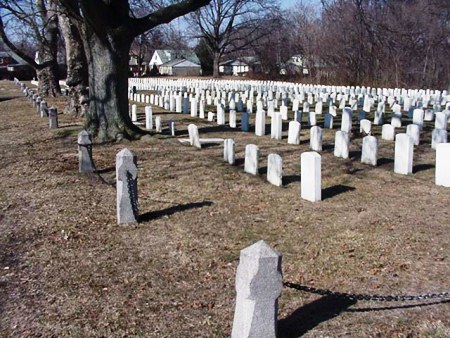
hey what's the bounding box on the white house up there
[149,50,200,69]
[159,59,202,76]
[219,57,260,76]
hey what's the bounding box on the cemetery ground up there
[1,80,449,337]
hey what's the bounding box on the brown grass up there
[0,80,449,337]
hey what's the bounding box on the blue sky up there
[280,0,322,9]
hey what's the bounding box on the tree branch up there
[133,0,211,37]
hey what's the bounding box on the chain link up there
[126,170,139,219]
[284,282,450,302]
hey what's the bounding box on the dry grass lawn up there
[0,80,449,337]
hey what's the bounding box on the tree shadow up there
[0,96,21,102]
[322,185,355,200]
[139,201,213,222]
[413,163,434,173]
[283,175,301,186]
[278,295,357,338]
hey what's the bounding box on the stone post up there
[436,143,450,187]
[49,107,58,129]
[301,152,321,202]
[116,148,138,224]
[231,240,283,338]
[78,130,94,173]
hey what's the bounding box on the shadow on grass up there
[413,163,434,173]
[322,185,355,200]
[139,201,213,222]
[346,299,450,313]
[0,96,21,102]
[378,157,394,166]
[283,175,301,186]
[278,295,357,338]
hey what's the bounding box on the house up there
[0,51,35,80]
[149,50,200,68]
[149,49,201,76]
[281,54,309,75]
[159,58,201,76]
[219,56,261,76]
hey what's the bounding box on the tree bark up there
[36,0,61,97]
[213,51,220,78]
[58,1,89,115]
[82,28,142,142]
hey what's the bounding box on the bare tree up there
[57,0,210,141]
[58,0,88,114]
[0,0,61,96]
[190,0,280,78]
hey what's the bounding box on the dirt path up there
[0,80,449,337]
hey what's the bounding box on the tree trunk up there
[36,64,61,97]
[213,51,220,78]
[83,30,143,142]
[37,0,61,97]
[58,2,89,115]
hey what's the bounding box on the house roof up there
[160,58,201,68]
[154,50,200,65]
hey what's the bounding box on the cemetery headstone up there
[244,144,259,175]
[267,154,283,187]
[301,152,321,202]
[394,134,413,175]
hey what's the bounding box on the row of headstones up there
[13,79,59,128]
[129,77,449,109]
[129,88,449,151]
[185,122,450,189]
[129,84,450,123]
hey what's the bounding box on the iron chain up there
[284,282,450,302]
[126,170,139,219]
